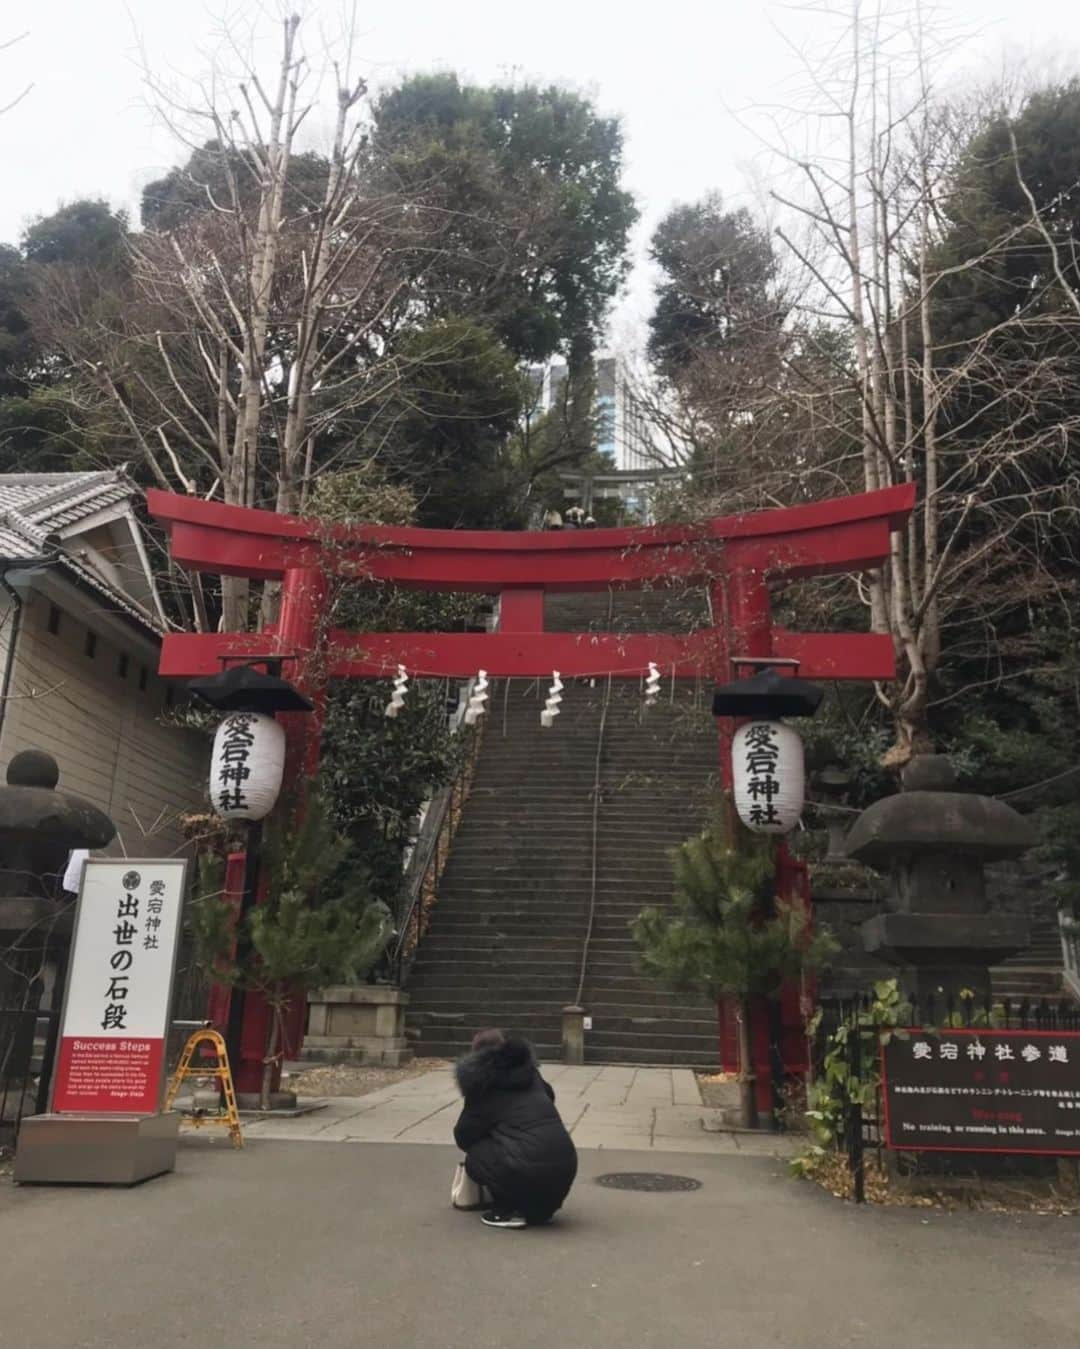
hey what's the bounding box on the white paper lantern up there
[210,711,286,821]
[732,720,805,834]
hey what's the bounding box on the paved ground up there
[246,1064,786,1154]
[2,1137,1078,1349]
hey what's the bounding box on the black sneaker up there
[481,1210,527,1230]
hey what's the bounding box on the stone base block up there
[301,986,413,1067]
[299,1039,413,1067]
[862,910,1030,960]
[235,1090,297,1112]
[14,1112,179,1186]
[862,912,1031,1001]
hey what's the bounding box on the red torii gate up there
[149,481,914,1101]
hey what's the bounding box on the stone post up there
[561,1006,585,1065]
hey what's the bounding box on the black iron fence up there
[819,990,1080,1035]
[0,1007,59,1143]
[166,940,212,1071]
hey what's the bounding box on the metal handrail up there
[573,672,613,1007]
[572,587,617,1008]
[391,706,482,986]
[1060,910,1080,1003]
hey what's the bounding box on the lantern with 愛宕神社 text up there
[732,720,805,834]
[209,711,286,821]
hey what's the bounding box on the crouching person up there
[454,1028,578,1230]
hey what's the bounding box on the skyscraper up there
[527,355,658,471]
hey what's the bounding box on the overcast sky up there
[2,0,1077,344]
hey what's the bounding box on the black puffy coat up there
[453,1036,578,1222]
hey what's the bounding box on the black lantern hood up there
[712,668,823,719]
[188,663,314,714]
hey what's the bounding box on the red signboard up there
[52,859,187,1115]
[881,1027,1080,1155]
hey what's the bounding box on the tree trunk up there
[735,995,759,1130]
[260,1000,283,1112]
[222,574,251,634]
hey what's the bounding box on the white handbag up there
[451,1162,488,1211]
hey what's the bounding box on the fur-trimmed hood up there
[455,1035,537,1097]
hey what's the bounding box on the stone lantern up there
[0,749,115,1005]
[845,754,1036,1003]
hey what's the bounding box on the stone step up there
[414,1040,563,1061]
[451,816,698,832]
[411,1037,721,1069]
[582,1047,721,1067]
[424,925,640,943]
[470,769,713,781]
[441,855,680,871]
[428,903,663,919]
[442,853,686,866]
[422,917,655,935]
[406,999,569,1016]
[580,1026,720,1051]
[470,770,712,782]
[408,1008,715,1036]
[430,895,629,909]
[423,913,659,931]
[403,987,711,1012]
[410,1009,573,1030]
[412,938,638,956]
[991,969,1063,995]
[421,928,639,943]
[997,947,1063,968]
[418,978,691,1000]
[411,960,581,978]
[432,882,674,898]
[428,900,664,914]
[419,920,645,938]
[461,811,705,821]
[457,805,700,817]
[432,892,670,908]
[413,934,645,953]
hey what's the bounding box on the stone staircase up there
[405,590,723,1066]
[991,912,1065,1002]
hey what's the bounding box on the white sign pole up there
[51,859,188,1115]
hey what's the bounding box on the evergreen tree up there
[371,74,638,370]
[648,192,782,377]
[633,813,835,1127]
[192,788,393,1110]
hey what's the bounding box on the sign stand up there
[164,1028,243,1148]
[15,859,188,1186]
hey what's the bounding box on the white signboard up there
[52,859,187,1115]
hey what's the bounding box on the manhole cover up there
[595,1172,702,1193]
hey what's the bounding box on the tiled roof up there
[0,470,161,634]
[0,470,134,549]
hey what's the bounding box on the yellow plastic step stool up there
[164,1028,243,1148]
